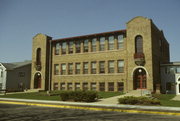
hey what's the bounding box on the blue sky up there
[0,0,180,62]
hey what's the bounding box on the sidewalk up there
[0,97,180,116]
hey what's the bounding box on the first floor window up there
[117,82,124,92]
[83,62,88,74]
[54,64,59,75]
[91,83,96,91]
[99,61,105,73]
[61,64,66,75]
[83,83,88,91]
[108,82,114,91]
[118,60,124,73]
[108,61,114,73]
[60,83,65,90]
[68,63,73,75]
[75,83,80,90]
[99,82,105,91]
[91,62,96,74]
[67,83,73,90]
[54,83,58,90]
[75,63,81,74]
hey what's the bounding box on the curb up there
[0,98,180,116]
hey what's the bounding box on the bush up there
[118,96,161,105]
[59,90,98,102]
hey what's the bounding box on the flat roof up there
[52,29,126,42]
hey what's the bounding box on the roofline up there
[52,29,126,42]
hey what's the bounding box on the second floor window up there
[75,63,81,74]
[61,64,66,75]
[83,62,88,74]
[62,42,66,54]
[68,63,73,75]
[54,64,59,75]
[108,61,114,73]
[135,35,143,53]
[100,37,105,51]
[99,61,105,73]
[108,36,114,50]
[91,62,96,74]
[84,39,89,52]
[55,43,60,55]
[118,35,124,49]
[68,41,73,54]
[118,60,124,73]
[36,48,41,65]
[91,38,96,52]
[76,41,81,53]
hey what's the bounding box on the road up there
[0,104,179,121]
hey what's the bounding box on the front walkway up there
[172,95,180,101]
[93,89,150,104]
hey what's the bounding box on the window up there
[178,78,180,82]
[117,82,124,91]
[169,67,175,74]
[67,83,73,90]
[75,83,80,90]
[99,61,105,73]
[118,35,124,49]
[99,82,105,91]
[135,35,143,53]
[19,72,25,77]
[60,83,65,90]
[108,36,114,50]
[62,42,66,54]
[54,83,58,90]
[68,63,73,75]
[83,62,88,74]
[118,60,124,73]
[0,83,2,90]
[83,83,88,91]
[100,37,105,51]
[91,83,96,91]
[75,63,81,74]
[68,41,74,54]
[54,64,59,75]
[166,82,171,91]
[108,61,114,73]
[91,62,96,74]
[76,41,81,53]
[91,38,96,52]
[36,48,41,65]
[61,64,66,75]
[84,39,89,52]
[176,66,180,73]
[55,43,60,55]
[108,82,114,91]
[0,70,3,77]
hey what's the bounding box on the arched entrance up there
[34,72,41,89]
[133,68,147,89]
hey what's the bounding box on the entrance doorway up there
[34,72,41,89]
[133,68,147,89]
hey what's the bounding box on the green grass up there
[0,92,60,101]
[152,94,180,107]
[0,91,123,101]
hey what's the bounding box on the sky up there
[0,0,180,63]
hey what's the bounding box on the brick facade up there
[31,16,170,93]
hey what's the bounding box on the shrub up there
[118,96,161,105]
[59,90,98,102]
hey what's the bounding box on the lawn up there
[152,94,180,107]
[0,91,123,101]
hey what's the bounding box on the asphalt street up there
[0,104,180,121]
